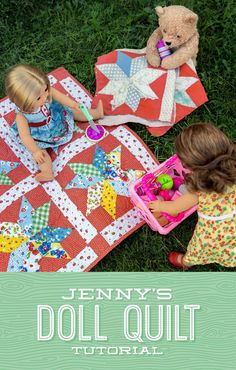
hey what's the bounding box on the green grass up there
[0,0,235,271]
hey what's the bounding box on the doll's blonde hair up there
[175,123,236,193]
[5,64,51,113]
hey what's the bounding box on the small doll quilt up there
[0,67,158,272]
[93,48,208,136]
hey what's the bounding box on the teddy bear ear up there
[155,6,165,16]
[184,13,198,24]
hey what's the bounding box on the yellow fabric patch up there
[107,146,121,167]
[101,180,117,219]
[0,235,29,253]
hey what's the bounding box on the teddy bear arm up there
[147,27,162,48]
[161,36,199,69]
[146,28,162,67]
[161,50,192,69]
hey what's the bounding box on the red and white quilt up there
[0,67,158,272]
[93,48,208,136]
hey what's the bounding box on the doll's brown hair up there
[175,123,236,193]
[5,64,51,113]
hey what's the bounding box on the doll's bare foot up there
[34,171,54,183]
[91,100,104,120]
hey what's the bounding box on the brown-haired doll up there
[5,64,103,182]
[149,123,236,269]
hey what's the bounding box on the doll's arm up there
[149,191,198,215]
[15,114,45,164]
[51,87,79,110]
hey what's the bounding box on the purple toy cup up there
[157,39,171,60]
[85,125,105,142]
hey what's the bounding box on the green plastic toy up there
[156,174,173,190]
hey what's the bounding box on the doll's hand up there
[33,150,46,165]
[148,200,163,213]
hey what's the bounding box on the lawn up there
[0,0,235,271]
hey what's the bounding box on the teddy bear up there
[146,5,199,69]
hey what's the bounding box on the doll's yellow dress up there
[184,184,236,267]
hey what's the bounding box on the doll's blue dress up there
[12,100,75,149]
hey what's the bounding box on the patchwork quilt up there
[93,48,208,136]
[0,67,158,272]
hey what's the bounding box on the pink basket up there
[129,155,197,235]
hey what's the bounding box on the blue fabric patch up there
[126,86,142,111]
[93,146,108,174]
[7,242,30,272]
[31,226,72,243]
[66,174,104,189]
[0,160,19,174]
[116,52,132,77]
[18,197,33,236]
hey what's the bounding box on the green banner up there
[0,273,235,369]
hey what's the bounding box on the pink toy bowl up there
[129,154,197,235]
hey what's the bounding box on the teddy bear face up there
[157,5,198,49]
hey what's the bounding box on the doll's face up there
[32,84,49,110]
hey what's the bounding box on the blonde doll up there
[149,123,236,269]
[5,64,104,182]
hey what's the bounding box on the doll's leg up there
[35,150,54,182]
[72,100,104,121]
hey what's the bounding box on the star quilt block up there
[93,48,208,136]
